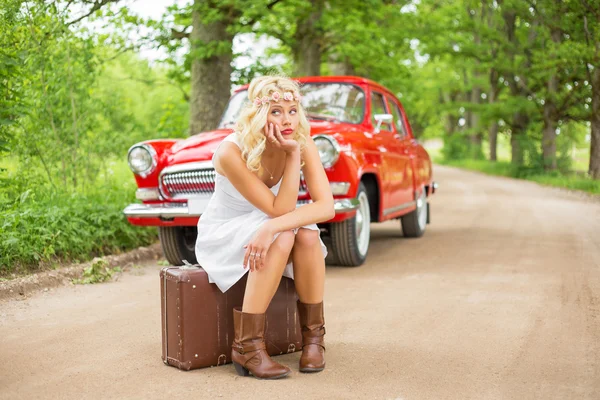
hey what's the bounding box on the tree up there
[412,0,597,175]
[0,1,24,164]
[188,0,234,135]
[579,1,600,178]
[414,0,506,158]
[1,0,160,192]
[154,0,287,135]
[293,0,325,76]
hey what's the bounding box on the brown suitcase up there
[160,265,302,370]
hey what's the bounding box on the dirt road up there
[1,165,599,400]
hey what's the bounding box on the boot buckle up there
[233,343,245,355]
[234,342,265,355]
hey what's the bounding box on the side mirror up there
[374,114,393,133]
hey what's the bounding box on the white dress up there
[194,133,328,293]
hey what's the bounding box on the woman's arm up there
[217,130,300,218]
[272,148,301,214]
[241,137,334,270]
[262,137,335,233]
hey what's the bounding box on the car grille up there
[161,167,308,199]
[161,169,217,198]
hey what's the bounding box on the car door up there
[369,90,397,214]
[385,96,414,215]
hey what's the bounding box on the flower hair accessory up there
[253,90,302,107]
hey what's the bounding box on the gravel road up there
[1,165,599,400]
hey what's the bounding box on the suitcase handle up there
[181,260,201,270]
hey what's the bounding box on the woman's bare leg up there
[291,228,325,303]
[242,230,296,313]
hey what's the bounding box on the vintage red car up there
[124,76,437,267]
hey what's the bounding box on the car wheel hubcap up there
[355,191,370,256]
[416,191,427,231]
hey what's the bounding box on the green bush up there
[0,182,157,276]
[442,133,484,161]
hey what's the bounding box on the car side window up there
[388,99,407,138]
[371,91,391,131]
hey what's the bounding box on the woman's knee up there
[272,230,296,254]
[294,228,320,248]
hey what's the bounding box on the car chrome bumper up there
[123,198,360,219]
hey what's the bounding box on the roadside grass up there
[0,158,158,277]
[72,259,123,285]
[424,136,599,195]
[434,158,600,195]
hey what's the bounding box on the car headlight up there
[313,135,340,168]
[127,144,157,177]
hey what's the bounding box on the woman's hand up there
[264,123,299,154]
[243,222,275,272]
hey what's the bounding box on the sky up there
[91,0,279,69]
[126,0,185,62]
[127,0,178,20]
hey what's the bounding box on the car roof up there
[234,75,394,97]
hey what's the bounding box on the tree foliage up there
[1,0,599,273]
[403,0,598,175]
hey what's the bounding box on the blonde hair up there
[235,75,309,173]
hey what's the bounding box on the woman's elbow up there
[323,200,335,221]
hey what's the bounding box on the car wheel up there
[401,189,427,238]
[329,182,370,266]
[158,226,198,265]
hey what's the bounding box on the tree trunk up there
[189,2,233,135]
[542,109,557,170]
[542,28,561,171]
[489,68,499,161]
[542,64,559,170]
[511,112,527,166]
[441,90,457,135]
[293,0,324,76]
[590,66,600,179]
[468,5,484,154]
[446,114,457,136]
[328,56,356,76]
[462,68,471,134]
[489,122,498,161]
[469,81,482,150]
[542,101,558,171]
[502,8,533,167]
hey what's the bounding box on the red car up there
[124,76,437,267]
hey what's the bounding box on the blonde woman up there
[194,76,334,379]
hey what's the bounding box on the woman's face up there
[266,101,299,138]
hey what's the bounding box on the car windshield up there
[218,83,365,129]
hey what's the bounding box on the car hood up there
[166,121,362,165]
[307,120,364,139]
[166,129,234,165]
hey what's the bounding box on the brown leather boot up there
[231,307,291,379]
[297,300,326,372]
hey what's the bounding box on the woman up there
[194,75,334,379]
